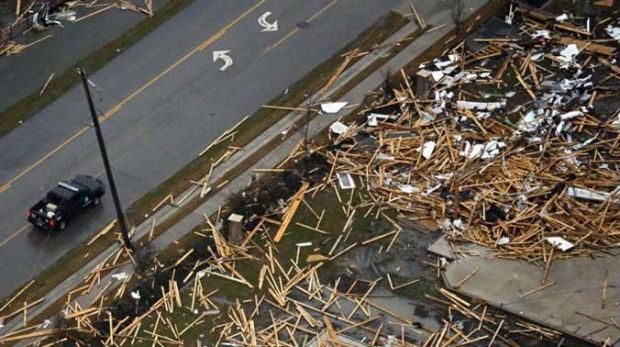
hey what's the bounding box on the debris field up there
[0,1,619,346]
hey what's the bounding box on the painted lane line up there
[0,0,266,196]
[0,224,29,249]
[259,0,339,57]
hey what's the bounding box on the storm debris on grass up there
[0,141,564,346]
[320,3,620,262]
[1,2,619,346]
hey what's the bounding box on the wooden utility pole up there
[78,68,134,251]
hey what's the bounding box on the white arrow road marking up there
[257,11,278,32]
[212,50,233,71]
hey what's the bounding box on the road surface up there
[0,0,169,112]
[0,0,416,299]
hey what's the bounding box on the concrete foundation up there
[429,236,620,345]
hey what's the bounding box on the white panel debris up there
[567,187,619,203]
[111,272,129,281]
[367,113,395,126]
[605,25,620,41]
[422,141,436,159]
[460,140,506,159]
[557,44,579,66]
[431,71,445,82]
[329,121,349,135]
[456,100,506,111]
[559,110,583,120]
[611,113,620,129]
[398,184,418,194]
[532,30,550,40]
[545,237,575,252]
[320,102,348,114]
[497,237,510,245]
[336,172,356,190]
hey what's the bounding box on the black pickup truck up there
[27,175,105,231]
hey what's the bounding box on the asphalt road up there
[0,0,169,112]
[1,0,510,114]
[0,0,416,299]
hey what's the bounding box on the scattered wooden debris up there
[5,3,617,346]
[274,181,310,243]
[39,72,55,95]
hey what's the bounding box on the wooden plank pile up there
[319,4,620,262]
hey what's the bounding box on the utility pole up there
[78,68,133,251]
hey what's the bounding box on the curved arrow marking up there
[258,11,278,32]
[213,50,233,71]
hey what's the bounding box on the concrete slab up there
[305,331,369,347]
[433,236,620,345]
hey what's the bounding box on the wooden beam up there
[274,181,310,243]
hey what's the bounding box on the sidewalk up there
[1,0,490,337]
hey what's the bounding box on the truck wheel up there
[93,197,101,206]
[59,221,67,231]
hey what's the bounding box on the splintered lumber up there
[555,37,615,56]
[594,0,613,6]
[361,230,398,246]
[518,281,556,298]
[10,4,619,346]
[198,115,248,156]
[0,280,35,313]
[455,267,480,288]
[152,194,173,211]
[87,220,117,245]
[598,57,620,75]
[64,307,99,319]
[320,49,357,96]
[306,254,330,263]
[409,3,426,29]
[0,329,62,343]
[39,73,55,95]
[146,0,153,15]
[274,181,310,243]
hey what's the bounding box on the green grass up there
[132,186,387,344]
